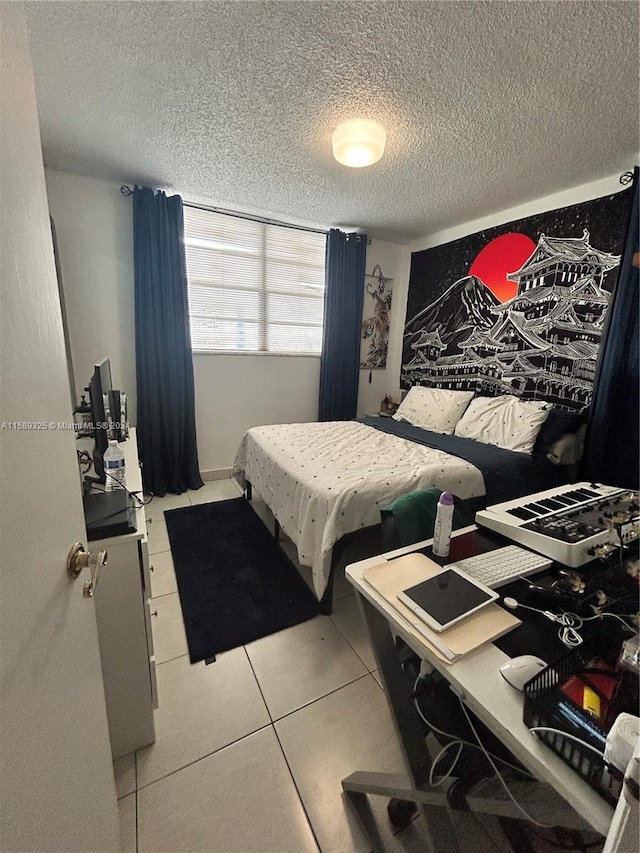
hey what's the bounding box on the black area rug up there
[164,498,319,662]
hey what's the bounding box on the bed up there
[233,389,586,611]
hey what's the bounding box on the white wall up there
[44,167,412,475]
[45,169,137,420]
[47,166,627,476]
[193,353,319,474]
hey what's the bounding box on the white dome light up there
[331,119,387,168]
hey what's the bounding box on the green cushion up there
[380,488,472,548]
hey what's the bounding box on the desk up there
[343,527,614,851]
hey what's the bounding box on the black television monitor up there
[87,358,112,484]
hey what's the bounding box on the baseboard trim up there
[201,467,233,482]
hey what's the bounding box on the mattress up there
[233,420,485,599]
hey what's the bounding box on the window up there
[183,206,326,354]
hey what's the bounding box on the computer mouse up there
[499,655,547,692]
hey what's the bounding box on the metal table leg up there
[342,591,460,852]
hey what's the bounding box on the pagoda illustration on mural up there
[402,230,620,409]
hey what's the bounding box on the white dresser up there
[88,428,157,758]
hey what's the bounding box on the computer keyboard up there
[449,545,553,589]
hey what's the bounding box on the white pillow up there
[392,386,475,434]
[453,395,551,454]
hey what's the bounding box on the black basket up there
[523,632,638,806]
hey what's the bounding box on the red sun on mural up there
[469,232,537,302]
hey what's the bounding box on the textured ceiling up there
[24,1,639,243]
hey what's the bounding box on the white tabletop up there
[345,528,615,837]
[82,428,146,547]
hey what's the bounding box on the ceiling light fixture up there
[331,119,386,168]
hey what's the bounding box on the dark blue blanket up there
[357,416,567,506]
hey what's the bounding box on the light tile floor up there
[114,478,579,853]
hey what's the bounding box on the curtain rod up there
[120,184,371,241]
[186,202,371,242]
[184,199,328,236]
[121,184,325,235]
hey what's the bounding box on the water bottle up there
[432,491,454,557]
[103,440,126,491]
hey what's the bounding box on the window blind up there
[183,207,326,354]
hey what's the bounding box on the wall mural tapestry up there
[361,264,393,369]
[402,186,633,411]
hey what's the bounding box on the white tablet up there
[397,568,498,632]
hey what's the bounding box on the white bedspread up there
[233,421,485,599]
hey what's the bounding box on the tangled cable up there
[503,597,583,646]
[503,597,638,648]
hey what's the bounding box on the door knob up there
[67,543,108,598]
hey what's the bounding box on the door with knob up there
[0,9,118,849]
